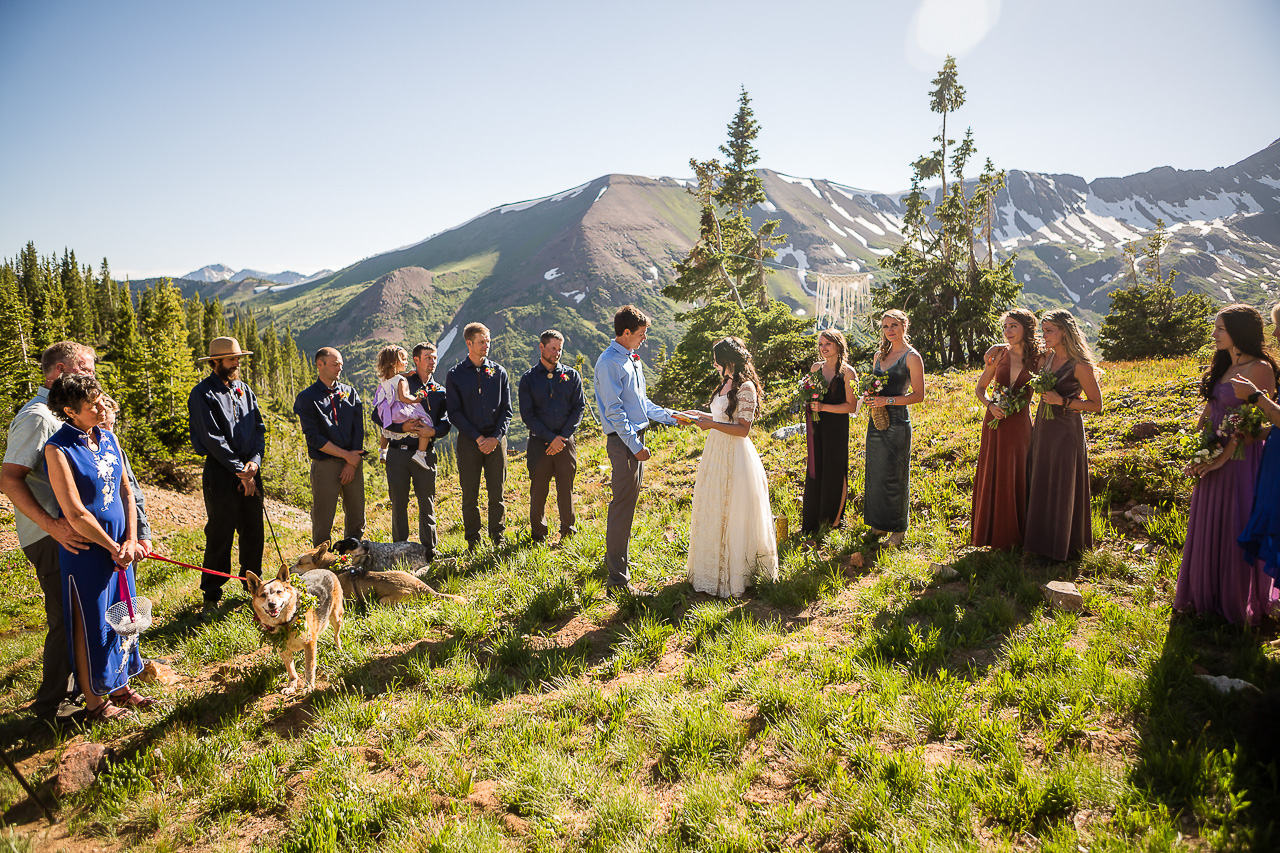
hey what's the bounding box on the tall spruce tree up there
[658,89,811,404]
[873,56,1021,369]
[62,249,95,342]
[0,264,40,420]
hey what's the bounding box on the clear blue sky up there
[2,0,1277,279]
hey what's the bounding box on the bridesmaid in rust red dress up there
[971,309,1042,549]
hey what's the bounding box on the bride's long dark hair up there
[712,336,763,419]
[1199,304,1280,398]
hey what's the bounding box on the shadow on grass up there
[1128,613,1280,848]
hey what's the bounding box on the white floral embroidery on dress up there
[94,438,119,507]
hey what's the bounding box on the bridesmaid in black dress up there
[802,329,860,537]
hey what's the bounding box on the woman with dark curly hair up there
[971,309,1043,549]
[1174,304,1279,625]
[681,337,778,597]
[43,374,153,722]
[1229,302,1280,583]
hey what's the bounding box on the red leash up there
[144,552,241,579]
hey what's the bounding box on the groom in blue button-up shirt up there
[594,305,684,592]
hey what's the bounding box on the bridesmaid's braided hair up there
[1199,303,1280,399]
[712,337,763,420]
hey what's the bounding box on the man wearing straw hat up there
[188,335,266,613]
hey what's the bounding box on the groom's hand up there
[635,448,651,462]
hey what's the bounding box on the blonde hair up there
[1040,309,1096,367]
[878,309,910,363]
[377,345,408,379]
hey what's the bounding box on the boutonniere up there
[234,386,245,398]
[560,372,569,382]
[484,366,495,377]
[629,353,641,363]
[334,389,346,402]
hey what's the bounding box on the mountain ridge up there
[162,140,1280,383]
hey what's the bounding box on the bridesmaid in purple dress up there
[1174,304,1280,626]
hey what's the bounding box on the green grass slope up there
[3,362,1277,851]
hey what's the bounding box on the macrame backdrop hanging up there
[813,272,872,330]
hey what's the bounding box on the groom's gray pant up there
[605,430,644,586]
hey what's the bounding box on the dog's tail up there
[411,567,466,603]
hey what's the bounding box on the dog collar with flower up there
[256,587,319,648]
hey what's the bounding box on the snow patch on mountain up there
[544,268,562,280]
[776,244,812,293]
[776,173,822,199]
[854,216,886,237]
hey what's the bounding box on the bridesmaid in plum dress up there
[1174,304,1279,626]
[971,309,1042,549]
[1023,310,1104,561]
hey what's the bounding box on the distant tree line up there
[0,241,310,477]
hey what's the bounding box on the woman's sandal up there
[109,687,157,709]
[86,702,135,722]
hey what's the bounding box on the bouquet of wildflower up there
[1217,404,1270,460]
[858,373,889,430]
[799,370,831,422]
[1177,426,1224,471]
[1028,369,1060,420]
[985,382,1031,430]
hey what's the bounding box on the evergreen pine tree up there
[95,258,117,337]
[873,56,1021,369]
[62,249,95,342]
[0,264,40,420]
[658,88,811,403]
[1098,220,1214,360]
[141,280,199,450]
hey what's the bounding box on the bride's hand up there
[694,416,713,431]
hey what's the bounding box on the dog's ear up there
[246,571,262,594]
[275,562,291,583]
[316,540,331,559]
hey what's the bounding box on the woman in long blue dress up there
[1229,301,1280,582]
[862,309,926,547]
[44,375,150,722]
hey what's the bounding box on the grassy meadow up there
[1,356,1278,852]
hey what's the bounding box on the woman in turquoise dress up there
[44,374,151,722]
[862,309,926,547]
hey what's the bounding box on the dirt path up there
[0,484,311,553]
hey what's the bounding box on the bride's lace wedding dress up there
[686,382,779,598]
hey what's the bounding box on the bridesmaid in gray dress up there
[862,309,926,547]
[1023,309,1104,561]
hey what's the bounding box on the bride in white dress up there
[682,337,779,598]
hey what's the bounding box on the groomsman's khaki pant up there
[605,430,644,586]
[310,457,365,547]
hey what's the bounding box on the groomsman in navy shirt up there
[293,347,366,547]
[518,330,584,544]
[446,323,512,549]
